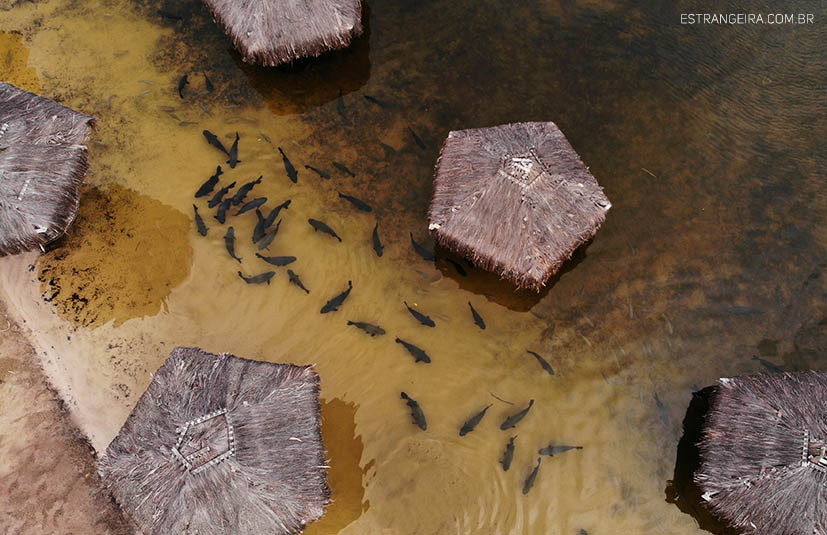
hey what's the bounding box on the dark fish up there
[527,350,554,375]
[224,227,241,263]
[459,404,492,436]
[332,161,356,177]
[320,280,352,313]
[226,132,241,168]
[287,269,310,294]
[752,355,783,373]
[157,9,182,21]
[214,197,232,224]
[257,220,281,250]
[400,392,427,430]
[255,253,296,266]
[309,218,342,242]
[363,94,390,109]
[410,233,435,261]
[372,223,384,257]
[338,191,372,212]
[252,209,266,243]
[538,445,583,456]
[304,165,330,179]
[653,393,670,426]
[230,175,262,205]
[501,436,517,471]
[203,71,214,93]
[469,302,486,330]
[522,458,542,495]
[208,181,236,208]
[395,338,431,364]
[263,200,291,229]
[378,141,397,154]
[235,197,266,216]
[203,130,229,156]
[337,88,346,117]
[404,301,435,327]
[347,321,385,337]
[278,147,298,183]
[501,400,535,430]
[193,205,207,236]
[177,74,188,98]
[194,166,222,197]
[445,258,467,276]
[408,126,426,149]
[238,270,275,285]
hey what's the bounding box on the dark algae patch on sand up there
[36,184,190,327]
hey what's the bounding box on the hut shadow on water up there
[665,386,741,535]
[233,3,372,116]
[434,243,589,312]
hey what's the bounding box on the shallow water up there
[0,0,825,533]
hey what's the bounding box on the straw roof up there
[202,0,364,66]
[98,347,329,535]
[428,122,611,291]
[0,82,94,256]
[696,372,827,534]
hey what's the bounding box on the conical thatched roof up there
[0,82,94,256]
[428,122,611,291]
[98,347,330,535]
[696,372,827,534]
[202,0,363,66]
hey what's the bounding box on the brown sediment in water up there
[0,31,40,93]
[304,398,370,534]
[36,183,190,328]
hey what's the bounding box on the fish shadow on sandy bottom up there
[665,386,741,535]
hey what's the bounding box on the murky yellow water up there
[0,0,825,533]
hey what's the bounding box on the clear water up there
[0,0,825,533]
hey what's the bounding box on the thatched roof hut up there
[428,122,611,291]
[0,82,94,256]
[202,0,363,66]
[696,372,827,534]
[98,347,330,535]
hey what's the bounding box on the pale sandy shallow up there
[0,297,130,534]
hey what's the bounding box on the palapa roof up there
[428,122,611,291]
[202,0,363,66]
[696,372,827,534]
[98,347,330,535]
[0,82,94,256]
